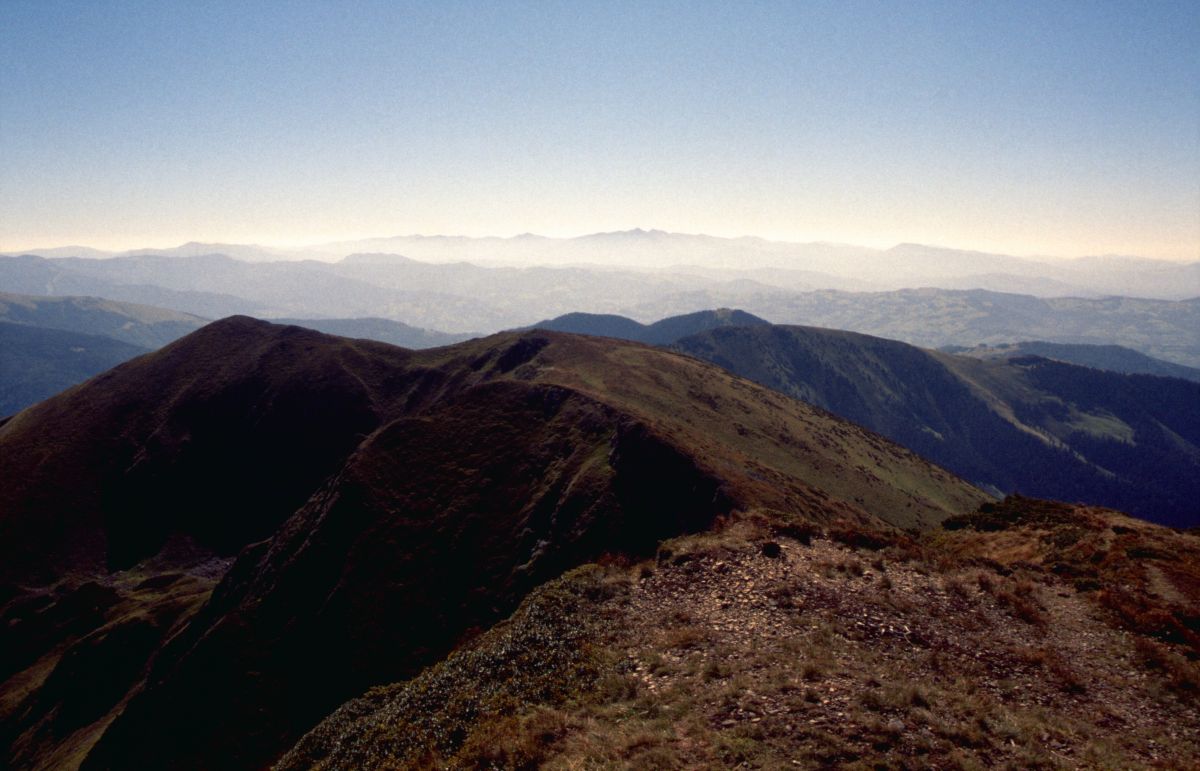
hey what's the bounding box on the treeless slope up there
[0,316,416,585]
[1,318,986,770]
[282,509,1200,769]
[0,324,150,416]
[674,324,1200,526]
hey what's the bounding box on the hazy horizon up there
[3,2,1198,262]
[4,228,1198,265]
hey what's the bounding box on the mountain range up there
[11,231,1195,300]
[535,311,1200,526]
[0,293,471,415]
[3,251,1199,366]
[5,293,1197,528]
[0,318,983,769]
[2,318,1198,768]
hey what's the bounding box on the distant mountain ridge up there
[270,317,475,348]
[0,291,480,414]
[4,253,1199,361]
[0,293,206,414]
[947,340,1200,382]
[714,289,1200,368]
[0,291,207,348]
[7,229,1198,299]
[532,308,769,344]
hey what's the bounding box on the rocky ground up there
[282,501,1200,770]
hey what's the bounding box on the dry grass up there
[282,502,1200,770]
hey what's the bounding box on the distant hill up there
[533,308,769,344]
[947,340,1200,383]
[312,231,1200,299]
[0,323,150,416]
[0,291,206,348]
[674,324,1200,527]
[677,289,1200,368]
[1,318,984,769]
[0,292,206,413]
[0,254,263,319]
[5,253,1199,362]
[271,317,474,349]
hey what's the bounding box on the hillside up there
[674,324,1200,527]
[282,497,1200,769]
[0,293,208,414]
[0,319,984,770]
[949,340,1200,382]
[0,324,150,416]
[621,289,1200,368]
[0,292,206,349]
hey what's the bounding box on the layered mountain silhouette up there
[0,292,480,415]
[0,318,984,770]
[532,308,769,344]
[635,289,1200,368]
[18,231,1196,299]
[5,252,1199,364]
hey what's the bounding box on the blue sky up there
[1,0,1197,258]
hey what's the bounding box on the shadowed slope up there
[81,381,734,770]
[0,325,150,416]
[280,500,1200,770]
[0,316,417,585]
[0,292,207,349]
[674,324,1200,526]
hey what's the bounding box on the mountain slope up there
[281,498,1200,769]
[0,292,207,349]
[1,318,986,770]
[674,325,1200,527]
[950,340,1200,382]
[0,293,211,414]
[0,324,150,416]
[0,319,417,586]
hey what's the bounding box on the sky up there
[1,1,1198,260]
